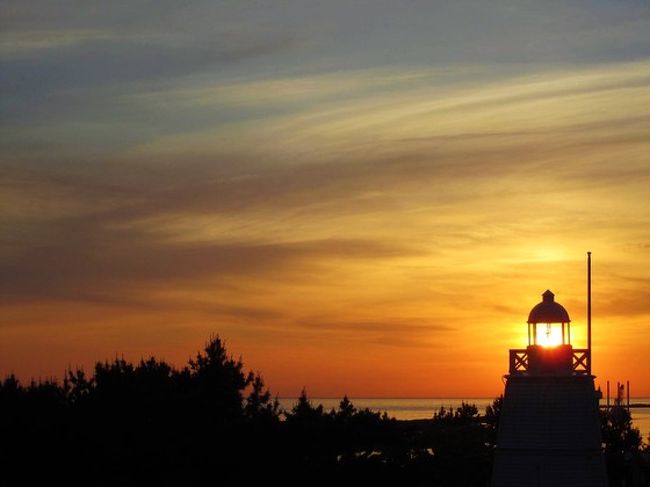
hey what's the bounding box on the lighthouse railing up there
[509,349,529,373]
[509,347,591,375]
[571,348,590,373]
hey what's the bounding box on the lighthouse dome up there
[527,289,570,324]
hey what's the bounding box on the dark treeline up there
[1,337,648,486]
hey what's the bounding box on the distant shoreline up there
[600,403,650,408]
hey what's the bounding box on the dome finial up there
[542,290,555,302]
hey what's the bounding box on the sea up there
[277,397,650,439]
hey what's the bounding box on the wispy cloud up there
[121,61,650,163]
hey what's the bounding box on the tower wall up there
[492,375,607,487]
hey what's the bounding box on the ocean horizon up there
[278,397,650,437]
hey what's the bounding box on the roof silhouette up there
[527,289,571,324]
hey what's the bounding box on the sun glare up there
[536,324,563,347]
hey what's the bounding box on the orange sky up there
[1,2,650,397]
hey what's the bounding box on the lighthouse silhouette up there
[491,253,607,486]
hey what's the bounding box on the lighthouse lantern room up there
[509,289,590,377]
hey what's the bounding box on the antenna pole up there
[587,252,592,374]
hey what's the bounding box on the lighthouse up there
[491,256,607,486]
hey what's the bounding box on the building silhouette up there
[491,286,607,486]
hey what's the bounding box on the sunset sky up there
[1,1,650,397]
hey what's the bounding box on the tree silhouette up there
[601,405,644,486]
[484,394,503,445]
[186,336,251,420]
[245,372,279,423]
[335,395,357,421]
